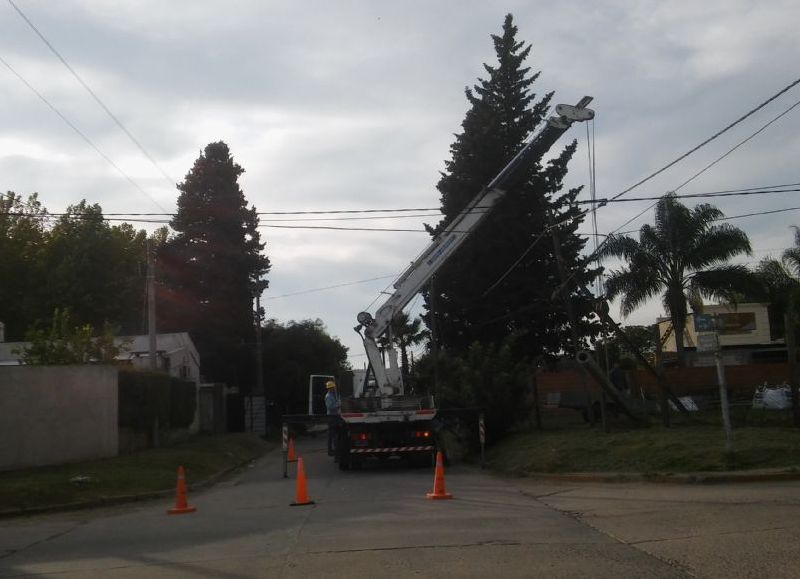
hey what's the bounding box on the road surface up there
[1,436,797,578]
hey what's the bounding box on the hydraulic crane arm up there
[355,97,595,393]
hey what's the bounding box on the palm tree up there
[377,312,429,379]
[756,226,800,323]
[599,194,754,366]
[755,226,800,426]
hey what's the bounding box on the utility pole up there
[255,293,269,438]
[715,348,734,452]
[696,313,733,450]
[255,295,265,396]
[429,276,439,397]
[147,238,157,371]
[548,212,598,427]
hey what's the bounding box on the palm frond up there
[685,224,751,269]
[596,234,640,261]
[604,267,662,317]
[690,264,760,304]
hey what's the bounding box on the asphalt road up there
[0,437,797,578]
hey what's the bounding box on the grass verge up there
[488,424,800,476]
[0,434,273,512]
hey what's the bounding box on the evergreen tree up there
[0,192,48,340]
[427,14,597,357]
[160,142,270,388]
[42,200,147,334]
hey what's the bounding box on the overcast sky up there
[2,0,800,369]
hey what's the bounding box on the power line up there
[265,275,396,300]
[578,206,800,240]
[10,182,798,219]
[587,93,800,261]
[673,97,800,191]
[0,54,168,212]
[581,187,800,205]
[259,224,433,233]
[608,76,800,202]
[7,0,176,189]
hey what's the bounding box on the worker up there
[325,380,340,456]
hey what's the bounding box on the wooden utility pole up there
[147,238,157,371]
[548,213,598,426]
[429,277,439,397]
[255,295,265,396]
[593,302,688,421]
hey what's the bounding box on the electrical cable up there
[0,54,168,212]
[581,187,800,205]
[9,182,798,219]
[672,97,800,192]
[265,275,397,300]
[608,76,800,202]
[578,91,800,277]
[7,0,176,189]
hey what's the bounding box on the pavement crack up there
[307,539,522,555]
[520,488,576,499]
[629,523,800,546]
[526,492,698,578]
[1,520,87,563]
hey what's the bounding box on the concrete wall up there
[0,365,118,471]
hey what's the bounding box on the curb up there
[0,450,272,520]
[511,467,800,485]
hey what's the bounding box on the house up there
[116,332,200,382]
[657,302,785,367]
[0,332,201,383]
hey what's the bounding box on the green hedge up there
[118,370,197,431]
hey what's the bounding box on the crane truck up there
[335,97,595,469]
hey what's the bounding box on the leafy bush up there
[414,334,534,442]
[15,308,129,365]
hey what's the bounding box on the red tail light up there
[351,432,369,442]
[413,430,431,438]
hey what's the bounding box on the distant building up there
[657,302,785,366]
[0,332,201,382]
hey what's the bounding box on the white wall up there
[0,365,118,471]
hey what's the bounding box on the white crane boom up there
[355,97,595,394]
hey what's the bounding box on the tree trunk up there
[669,290,688,368]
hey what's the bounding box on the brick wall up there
[536,362,790,400]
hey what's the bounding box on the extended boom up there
[355,97,595,393]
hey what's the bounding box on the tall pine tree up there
[160,142,270,388]
[428,14,598,358]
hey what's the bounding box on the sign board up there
[694,314,716,333]
[696,332,719,353]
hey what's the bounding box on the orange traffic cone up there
[167,465,197,514]
[290,457,315,506]
[287,437,298,463]
[426,451,453,500]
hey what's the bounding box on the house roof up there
[0,332,198,365]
